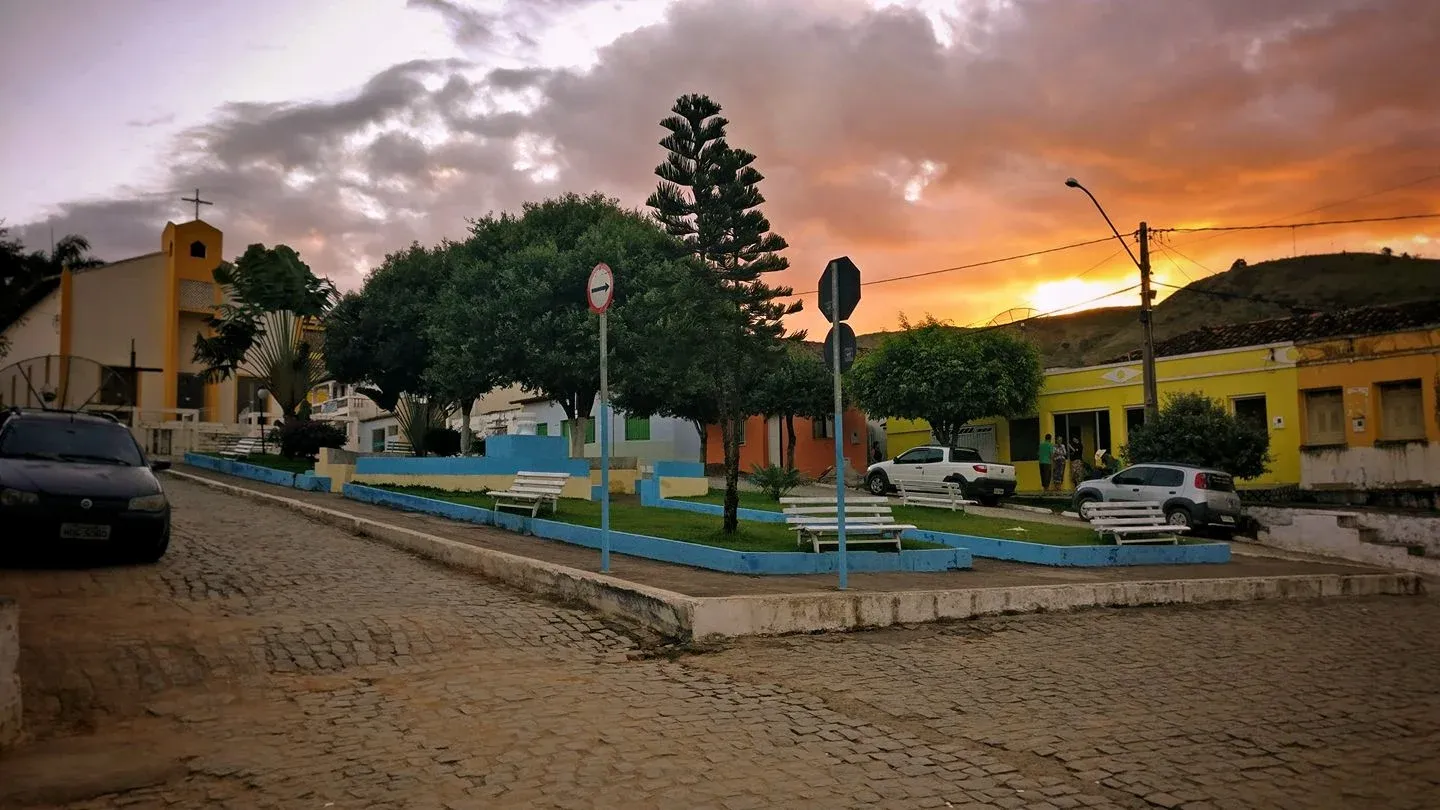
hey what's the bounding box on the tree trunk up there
[784,413,797,471]
[569,416,587,458]
[693,420,708,466]
[459,399,473,455]
[722,413,742,534]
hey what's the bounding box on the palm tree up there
[238,310,329,421]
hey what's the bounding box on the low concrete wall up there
[316,447,356,493]
[183,453,332,492]
[1246,506,1440,576]
[689,572,1424,639]
[346,484,972,575]
[0,597,19,750]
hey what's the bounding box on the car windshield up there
[0,420,144,466]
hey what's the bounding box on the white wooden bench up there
[1084,501,1189,545]
[486,471,570,517]
[781,496,917,553]
[896,479,977,512]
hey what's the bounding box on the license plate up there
[1219,516,1236,524]
[993,488,1005,495]
[60,523,111,540]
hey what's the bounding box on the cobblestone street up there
[1,476,1436,809]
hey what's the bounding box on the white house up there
[516,395,701,463]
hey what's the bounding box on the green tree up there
[1123,391,1271,479]
[193,243,337,419]
[1,226,105,361]
[472,192,674,458]
[647,93,799,533]
[849,317,1044,446]
[324,243,450,414]
[425,241,505,455]
[752,342,833,470]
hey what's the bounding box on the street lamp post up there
[1065,178,1159,421]
[256,387,270,455]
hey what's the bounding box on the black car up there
[0,409,172,563]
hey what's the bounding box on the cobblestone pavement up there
[1,477,1436,809]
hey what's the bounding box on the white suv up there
[1073,462,1243,534]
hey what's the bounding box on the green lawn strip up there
[199,452,314,474]
[372,484,941,553]
[676,490,1103,546]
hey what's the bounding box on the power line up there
[1155,212,1440,235]
[1151,279,1318,315]
[967,283,1141,335]
[1152,243,1195,284]
[788,235,1117,298]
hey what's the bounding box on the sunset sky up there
[2,0,1436,337]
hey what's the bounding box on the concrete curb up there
[0,597,19,750]
[168,471,1426,642]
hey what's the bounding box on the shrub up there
[276,419,346,460]
[423,426,462,457]
[1123,391,1271,479]
[747,463,805,500]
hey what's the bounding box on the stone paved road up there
[1,477,1436,809]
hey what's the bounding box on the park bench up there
[487,471,570,517]
[218,435,264,459]
[1084,501,1189,545]
[895,479,977,512]
[781,496,917,553]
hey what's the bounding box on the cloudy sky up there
[2,0,1436,335]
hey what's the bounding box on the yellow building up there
[1293,302,1440,490]
[0,215,277,426]
[883,302,1440,492]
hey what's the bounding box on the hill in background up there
[855,251,1440,368]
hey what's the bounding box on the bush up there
[423,426,462,457]
[276,419,346,460]
[747,463,805,500]
[1123,391,1271,479]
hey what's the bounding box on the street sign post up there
[819,256,861,590]
[587,262,615,572]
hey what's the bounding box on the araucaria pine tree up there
[647,93,799,533]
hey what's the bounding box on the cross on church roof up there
[181,188,213,221]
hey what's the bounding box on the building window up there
[176,373,205,412]
[535,422,548,436]
[1379,379,1425,441]
[811,416,835,440]
[624,416,651,441]
[189,240,207,258]
[1303,388,1345,446]
[371,429,385,452]
[1008,417,1039,462]
[1233,396,1268,431]
[99,366,138,407]
[387,424,398,436]
[737,419,746,446]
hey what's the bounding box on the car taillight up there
[1194,472,1208,489]
[974,464,987,474]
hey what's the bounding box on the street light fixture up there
[1065,177,1159,421]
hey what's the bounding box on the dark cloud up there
[18,0,1440,333]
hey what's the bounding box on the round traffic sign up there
[587,262,615,314]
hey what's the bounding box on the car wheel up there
[866,472,890,496]
[126,530,170,564]
[978,495,1000,507]
[1075,493,1100,521]
[1165,506,1194,529]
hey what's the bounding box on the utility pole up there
[1137,222,1159,422]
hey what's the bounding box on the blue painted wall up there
[652,460,704,479]
[183,453,332,493]
[354,450,590,478]
[345,483,971,575]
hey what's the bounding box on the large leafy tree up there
[193,243,337,420]
[849,317,1044,446]
[647,93,799,533]
[424,241,506,455]
[1,226,105,360]
[752,342,833,470]
[324,243,450,414]
[1124,391,1271,479]
[469,192,674,458]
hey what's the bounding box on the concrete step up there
[1361,537,1428,557]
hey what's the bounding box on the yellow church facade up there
[1,217,272,426]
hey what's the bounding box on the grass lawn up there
[373,485,943,553]
[678,490,1104,546]
[200,453,315,474]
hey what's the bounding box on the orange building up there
[705,408,871,478]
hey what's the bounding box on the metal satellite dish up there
[985,307,1039,328]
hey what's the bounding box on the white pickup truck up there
[864,445,1017,505]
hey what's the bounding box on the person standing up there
[870,440,883,465]
[1069,437,1085,488]
[1038,433,1054,492]
[1051,438,1067,492]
